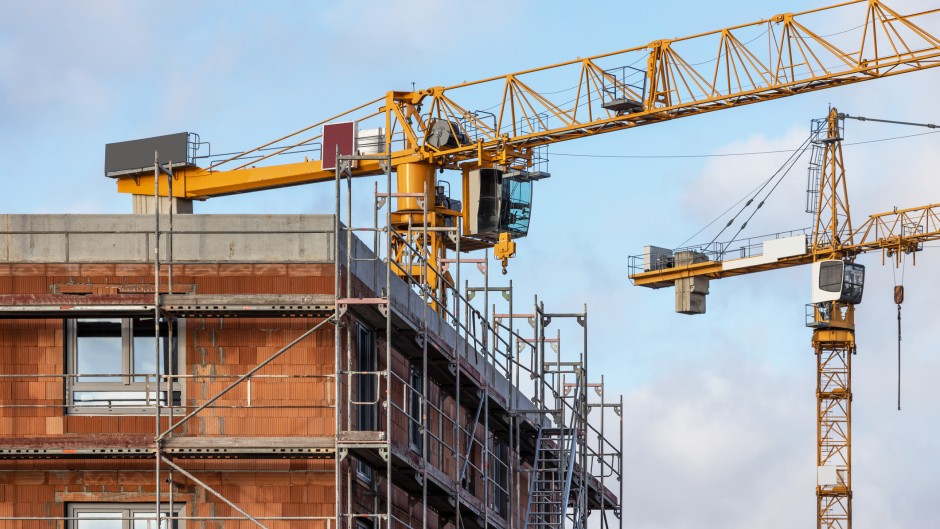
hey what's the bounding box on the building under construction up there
[0,156,623,528]
[5,3,940,529]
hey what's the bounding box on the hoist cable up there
[702,133,814,253]
[719,136,813,255]
[895,253,907,411]
[897,300,902,411]
[676,174,775,249]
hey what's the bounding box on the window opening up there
[67,317,183,414]
[409,364,423,455]
[68,502,183,529]
[491,438,509,517]
[355,324,376,431]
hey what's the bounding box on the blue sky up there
[3,1,940,527]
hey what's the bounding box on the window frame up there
[354,516,375,529]
[65,317,185,415]
[354,323,377,483]
[818,260,844,293]
[67,502,185,528]
[355,323,376,431]
[461,408,477,494]
[490,438,510,518]
[408,363,424,455]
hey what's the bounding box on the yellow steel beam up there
[630,201,940,287]
[850,202,940,256]
[630,254,814,287]
[116,158,408,199]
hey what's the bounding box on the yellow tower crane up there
[628,108,940,529]
[104,1,940,308]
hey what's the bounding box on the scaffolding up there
[0,154,622,529]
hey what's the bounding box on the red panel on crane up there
[322,122,356,171]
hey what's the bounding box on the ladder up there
[524,384,584,529]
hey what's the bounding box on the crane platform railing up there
[628,227,812,277]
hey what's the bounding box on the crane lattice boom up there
[114,0,940,200]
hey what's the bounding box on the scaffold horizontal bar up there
[336,298,387,305]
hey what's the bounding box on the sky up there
[3,1,940,528]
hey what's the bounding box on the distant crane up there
[628,108,940,529]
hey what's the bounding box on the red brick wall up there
[0,264,335,438]
[0,460,334,529]
[0,263,521,529]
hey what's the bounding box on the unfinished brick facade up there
[0,214,620,529]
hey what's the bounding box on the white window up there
[66,317,184,415]
[68,503,184,529]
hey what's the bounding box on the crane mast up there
[810,109,856,529]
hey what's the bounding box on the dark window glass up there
[355,325,376,431]
[818,261,844,293]
[840,263,865,304]
[491,439,509,517]
[499,177,533,238]
[409,365,423,455]
[476,169,501,237]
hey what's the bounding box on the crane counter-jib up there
[630,206,940,288]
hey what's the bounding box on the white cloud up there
[622,348,813,529]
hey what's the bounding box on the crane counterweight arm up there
[116,157,396,199]
[630,202,940,289]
